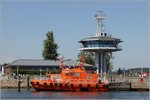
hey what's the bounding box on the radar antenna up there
[94,11,106,36]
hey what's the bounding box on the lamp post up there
[39,67,42,78]
[141,67,143,77]
[46,68,49,73]
[17,66,19,79]
[123,68,125,77]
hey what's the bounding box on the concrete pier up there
[0,75,149,91]
[0,76,32,89]
[109,82,149,91]
[108,76,149,91]
[109,82,131,91]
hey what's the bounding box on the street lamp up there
[123,68,125,77]
[46,68,49,73]
[17,66,19,79]
[141,67,143,77]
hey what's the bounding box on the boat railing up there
[33,75,49,80]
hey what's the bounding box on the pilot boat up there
[31,56,109,91]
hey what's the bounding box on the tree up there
[105,52,114,72]
[77,51,95,65]
[42,31,59,60]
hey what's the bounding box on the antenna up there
[94,11,106,37]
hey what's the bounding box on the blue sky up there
[0,0,149,70]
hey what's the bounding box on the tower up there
[79,11,123,82]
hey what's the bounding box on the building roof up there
[79,36,123,43]
[6,59,93,67]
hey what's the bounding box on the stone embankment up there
[108,76,149,91]
[0,76,32,88]
[0,75,149,91]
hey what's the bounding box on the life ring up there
[66,79,70,83]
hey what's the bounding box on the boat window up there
[75,73,80,77]
[66,73,70,76]
[86,76,93,79]
[89,76,93,79]
[52,75,61,79]
[86,76,89,79]
[71,72,80,77]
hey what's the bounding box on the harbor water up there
[1,89,149,99]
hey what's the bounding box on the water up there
[1,89,149,99]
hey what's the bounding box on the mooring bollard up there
[129,82,132,91]
[110,76,112,82]
[18,77,21,92]
[27,76,30,91]
[113,77,115,82]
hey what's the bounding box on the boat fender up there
[44,82,47,86]
[50,83,53,87]
[36,82,39,85]
[59,83,63,87]
[55,83,58,86]
[65,84,68,87]
[103,84,108,88]
[98,80,102,84]
[31,81,34,84]
[79,84,82,88]
[71,84,74,88]
[96,84,99,88]
[87,84,91,88]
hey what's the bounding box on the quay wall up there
[108,76,149,91]
[0,76,33,88]
[0,75,149,91]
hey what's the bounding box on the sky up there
[0,0,149,70]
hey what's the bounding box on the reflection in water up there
[32,91,102,99]
[1,89,149,99]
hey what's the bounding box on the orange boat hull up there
[31,82,108,91]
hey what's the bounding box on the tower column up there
[95,51,105,79]
[103,52,106,73]
[95,51,107,80]
[95,52,100,74]
[100,52,103,79]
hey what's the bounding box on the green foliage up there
[78,51,95,65]
[105,52,114,72]
[78,51,113,73]
[2,63,9,67]
[42,31,59,60]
